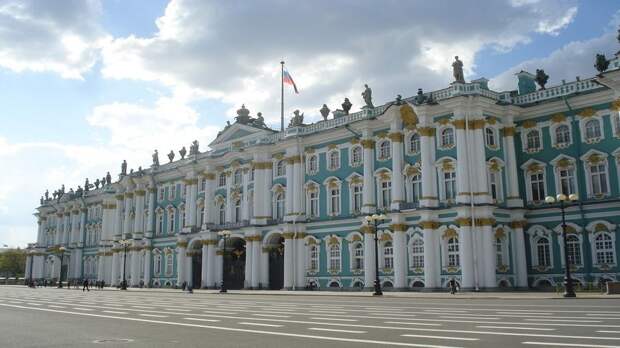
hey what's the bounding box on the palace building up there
[25,54,620,291]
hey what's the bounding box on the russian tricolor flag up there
[283,69,299,94]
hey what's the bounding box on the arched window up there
[378,140,391,160]
[329,244,341,272]
[555,125,570,145]
[526,130,541,151]
[218,203,225,224]
[443,170,456,201]
[250,168,255,181]
[409,133,420,154]
[234,199,241,223]
[408,173,422,204]
[274,192,285,220]
[275,160,286,177]
[589,162,609,196]
[165,254,174,276]
[447,237,459,267]
[530,172,545,203]
[180,207,186,228]
[496,238,504,266]
[594,233,615,265]
[585,119,602,140]
[558,167,576,195]
[309,245,319,272]
[411,239,424,268]
[218,173,226,187]
[352,242,364,271]
[351,184,363,213]
[351,146,362,166]
[167,210,175,234]
[383,241,394,269]
[307,155,318,173]
[379,180,392,209]
[566,235,581,266]
[308,189,318,217]
[441,128,454,148]
[234,169,242,185]
[328,150,340,170]
[156,214,163,235]
[536,237,551,267]
[485,128,496,147]
[328,187,340,215]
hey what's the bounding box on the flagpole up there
[280,61,284,132]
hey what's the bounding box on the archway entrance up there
[189,242,202,289]
[268,236,285,290]
[223,237,245,290]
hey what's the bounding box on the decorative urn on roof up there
[235,104,252,124]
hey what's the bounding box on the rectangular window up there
[489,172,498,201]
[530,173,545,202]
[559,168,575,195]
[410,174,421,203]
[380,181,392,209]
[352,185,363,213]
[309,192,318,217]
[590,164,608,196]
[444,171,456,200]
[330,188,340,215]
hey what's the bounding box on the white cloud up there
[0,0,108,79]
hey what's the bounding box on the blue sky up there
[0,0,618,248]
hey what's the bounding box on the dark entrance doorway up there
[223,238,245,290]
[191,251,202,288]
[268,237,285,290]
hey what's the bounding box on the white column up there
[361,139,376,214]
[459,225,475,289]
[215,250,223,287]
[251,238,260,288]
[481,224,496,289]
[504,125,522,207]
[363,229,375,288]
[512,221,528,288]
[206,240,216,288]
[203,171,216,225]
[423,223,439,288]
[295,236,305,288]
[392,228,407,288]
[114,194,124,238]
[177,244,186,286]
[64,213,71,244]
[111,250,119,286]
[143,248,151,287]
[262,163,272,219]
[285,157,294,218]
[201,242,208,288]
[188,178,198,228]
[146,187,156,237]
[55,212,63,244]
[454,112,471,204]
[130,245,140,287]
[260,247,269,288]
[73,248,83,280]
[25,256,32,279]
[293,155,303,216]
[251,163,265,224]
[419,127,438,207]
[79,209,87,245]
[241,169,250,221]
[133,190,145,237]
[471,111,490,204]
[71,211,80,244]
[244,238,253,289]
[390,129,405,210]
[36,219,44,245]
[123,193,133,237]
[283,233,294,289]
[97,253,105,281]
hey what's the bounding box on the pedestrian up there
[181,281,187,291]
[82,279,90,292]
[449,278,458,295]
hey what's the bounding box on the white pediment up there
[209,123,275,149]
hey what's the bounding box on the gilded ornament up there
[443,228,458,239]
[390,223,408,232]
[399,104,418,127]
[376,131,388,139]
[502,127,516,136]
[594,223,608,232]
[522,120,537,129]
[494,228,505,239]
[550,113,567,123]
[350,138,360,145]
[361,139,375,149]
[417,127,435,136]
[611,99,620,111]
[556,157,572,169]
[388,132,404,142]
[452,119,466,129]
[578,107,597,117]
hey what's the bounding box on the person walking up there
[82,279,90,292]
[449,278,458,295]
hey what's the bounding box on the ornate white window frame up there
[305,236,320,274]
[484,126,500,150]
[494,226,510,272]
[374,168,392,211]
[376,139,392,161]
[579,112,605,144]
[403,164,422,204]
[586,221,617,270]
[407,229,424,272]
[271,184,286,220]
[346,232,364,274]
[435,157,457,203]
[406,131,421,155]
[345,173,363,215]
[526,225,554,271]
[323,177,342,216]
[520,125,543,153]
[438,225,460,272]
[487,158,504,203]
[553,223,584,269]
[550,155,577,196]
[580,150,610,199]
[437,126,456,150]
[326,149,341,171]
[304,181,320,218]
[520,159,547,205]
[323,235,342,274]
[611,110,620,138]
[273,159,286,179]
[549,120,572,149]
[306,154,319,175]
[349,145,363,167]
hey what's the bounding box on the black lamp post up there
[364,214,387,296]
[218,230,231,293]
[28,252,34,287]
[57,246,66,288]
[545,193,579,298]
[119,239,130,290]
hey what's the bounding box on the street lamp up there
[57,246,66,288]
[217,230,231,293]
[364,213,387,296]
[545,193,579,298]
[28,251,34,287]
[118,239,131,290]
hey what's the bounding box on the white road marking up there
[497,312,552,316]
[26,303,42,306]
[238,322,283,328]
[103,310,128,314]
[72,307,94,311]
[522,342,620,348]
[524,318,601,323]
[183,318,220,322]
[139,314,168,318]
[311,317,357,322]
[48,305,65,309]
[0,303,462,348]
[252,314,291,318]
[165,308,190,312]
[383,322,443,327]
[309,328,367,334]
[439,316,500,320]
[398,327,620,341]
[401,334,479,341]
[475,326,555,331]
[597,330,620,334]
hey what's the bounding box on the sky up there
[0,0,619,248]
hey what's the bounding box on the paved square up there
[2,287,620,348]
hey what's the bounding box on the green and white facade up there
[25,54,620,291]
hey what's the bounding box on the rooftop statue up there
[595,54,610,75]
[394,94,404,105]
[414,88,426,105]
[61,184,65,194]
[252,112,267,128]
[137,167,143,176]
[84,178,90,191]
[106,172,112,185]
[535,69,549,90]
[320,104,330,121]
[167,150,175,163]
[40,196,44,205]
[362,84,373,108]
[152,150,159,167]
[44,190,49,200]
[341,98,352,115]
[235,104,252,124]
[121,160,127,176]
[179,146,187,159]
[76,186,83,197]
[288,110,304,128]
[452,56,465,83]
[94,179,100,189]
[189,140,199,155]
[102,175,106,185]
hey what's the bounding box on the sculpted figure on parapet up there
[152,150,159,166]
[452,56,465,83]
[362,84,373,108]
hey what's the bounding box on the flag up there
[283,69,299,94]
